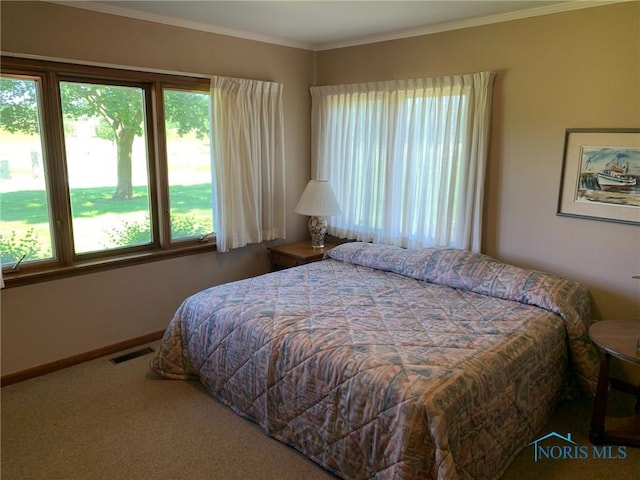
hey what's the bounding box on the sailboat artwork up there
[578,146,640,207]
[558,129,639,225]
[594,153,636,189]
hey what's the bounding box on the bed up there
[152,242,599,480]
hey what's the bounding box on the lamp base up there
[308,216,328,248]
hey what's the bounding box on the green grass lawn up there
[1,183,214,262]
[2,184,214,222]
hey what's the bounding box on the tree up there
[0,77,41,136]
[60,82,145,200]
[0,78,210,201]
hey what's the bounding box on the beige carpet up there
[2,343,638,480]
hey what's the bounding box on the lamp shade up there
[294,180,342,217]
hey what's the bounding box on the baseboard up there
[0,330,165,387]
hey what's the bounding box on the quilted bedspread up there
[152,243,599,480]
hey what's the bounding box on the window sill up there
[2,242,217,288]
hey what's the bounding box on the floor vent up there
[109,347,154,365]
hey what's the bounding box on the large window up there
[0,57,214,285]
[311,72,495,252]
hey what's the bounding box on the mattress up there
[152,243,599,479]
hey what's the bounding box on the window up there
[163,89,213,241]
[0,57,214,285]
[60,80,153,254]
[311,72,495,252]
[0,75,55,266]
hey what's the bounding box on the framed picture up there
[557,128,640,225]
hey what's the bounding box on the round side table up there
[588,319,640,447]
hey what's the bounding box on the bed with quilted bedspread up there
[152,242,599,480]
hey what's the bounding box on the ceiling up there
[58,1,609,51]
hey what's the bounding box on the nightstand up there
[588,319,640,448]
[267,240,337,271]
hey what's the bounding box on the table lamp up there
[294,180,342,248]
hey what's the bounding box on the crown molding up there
[316,1,628,51]
[49,1,629,52]
[49,1,315,50]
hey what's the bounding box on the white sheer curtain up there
[210,76,286,252]
[311,71,495,252]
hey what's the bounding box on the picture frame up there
[557,128,640,225]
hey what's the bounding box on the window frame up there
[1,56,215,288]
